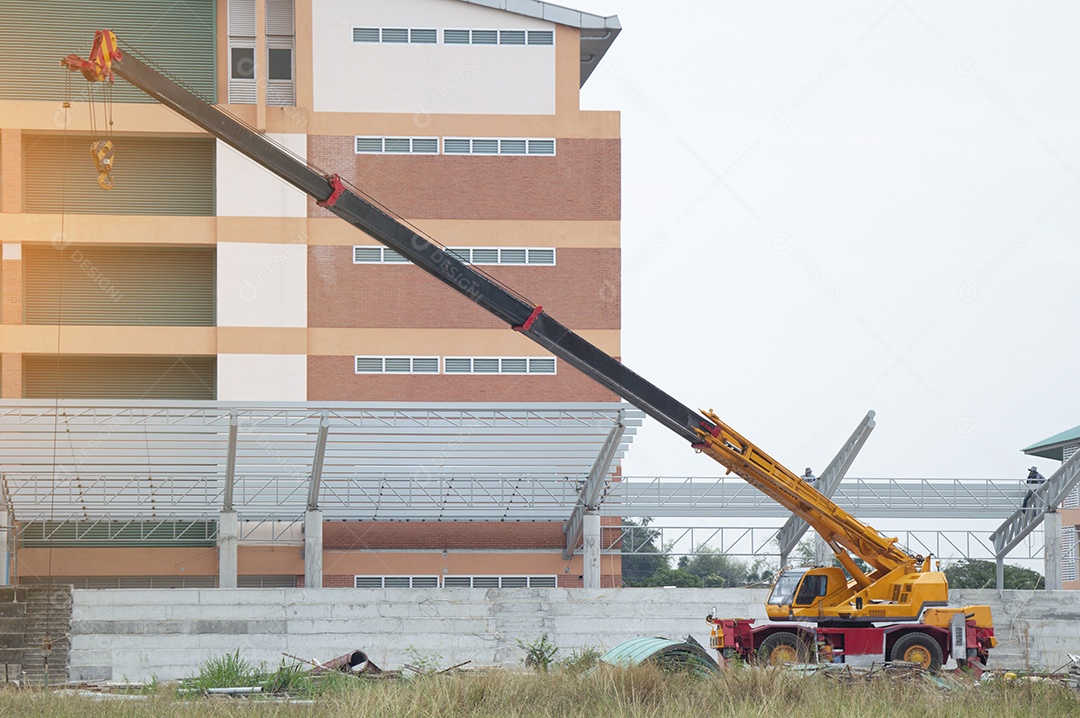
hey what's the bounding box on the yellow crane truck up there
[62,30,995,673]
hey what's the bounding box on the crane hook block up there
[91,139,115,191]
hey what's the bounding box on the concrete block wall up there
[0,585,72,686]
[69,587,1080,682]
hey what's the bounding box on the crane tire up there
[890,632,943,671]
[756,632,809,666]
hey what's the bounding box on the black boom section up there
[110,48,710,443]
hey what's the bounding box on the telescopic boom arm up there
[61,30,917,588]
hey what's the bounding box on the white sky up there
[570,1,1079,482]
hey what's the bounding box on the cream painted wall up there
[216,134,308,217]
[217,242,307,327]
[217,354,307,401]
[312,0,555,115]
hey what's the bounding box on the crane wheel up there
[756,632,808,666]
[890,633,943,671]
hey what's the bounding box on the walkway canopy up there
[0,401,642,524]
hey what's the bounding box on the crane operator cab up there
[766,567,848,621]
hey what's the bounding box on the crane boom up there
[61,30,961,622]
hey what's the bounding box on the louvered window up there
[24,135,215,216]
[229,0,256,104]
[499,30,526,45]
[443,357,556,375]
[445,247,555,266]
[238,575,298,588]
[354,356,439,374]
[24,245,215,326]
[354,576,439,589]
[442,575,556,588]
[441,29,554,46]
[266,0,295,106]
[442,138,556,156]
[443,29,470,45]
[353,246,408,263]
[21,575,218,589]
[353,27,438,44]
[23,355,216,400]
[355,136,439,155]
[0,0,215,103]
[527,30,555,45]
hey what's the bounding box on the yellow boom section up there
[693,409,917,580]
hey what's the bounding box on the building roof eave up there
[1022,423,1080,462]
[454,0,621,86]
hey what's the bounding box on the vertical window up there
[266,0,295,106]
[228,0,256,104]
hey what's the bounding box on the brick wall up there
[309,247,619,330]
[0,354,19,399]
[308,137,620,221]
[1,129,21,213]
[0,586,71,687]
[308,355,618,402]
[1,256,21,326]
[324,520,623,551]
[325,521,568,550]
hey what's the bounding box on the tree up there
[621,518,667,585]
[943,558,1044,590]
[678,546,751,587]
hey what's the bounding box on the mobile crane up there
[62,30,995,671]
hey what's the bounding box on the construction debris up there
[599,636,721,675]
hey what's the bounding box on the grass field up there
[1,666,1079,718]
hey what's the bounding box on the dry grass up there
[1,666,1079,718]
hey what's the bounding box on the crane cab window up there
[794,574,828,605]
[767,569,807,605]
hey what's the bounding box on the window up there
[443,29,555,46]
[794,574,828,605]
[355,576,439,588]
[443,138,557,156]
[527,30,555,45]
[355,357,439,374]
[355,136,439,155]
[447,247,556,266]
[355,575,553,588]
[352,246,408,263]
[353,27,438,44]
[443,575,557,588]
[230,47,255,79]
[443,357,556,375]
[268,48,292,80]
[229,0,256,103]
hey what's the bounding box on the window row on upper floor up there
[355,137,556,156]
[353,246,555,266]
[352,27,554,46]
[355,356,557,376]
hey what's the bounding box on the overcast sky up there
[567,1,1079,482]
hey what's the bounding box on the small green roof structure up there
[1023,424,1080,462]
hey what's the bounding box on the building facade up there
[0,0,624,588]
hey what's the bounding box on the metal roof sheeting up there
[600,636,719,674]
[0,401,641,523]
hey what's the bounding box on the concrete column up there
[218,511,238,589]
[582,511,601,589]
[304,509,322,589]
[1044,511,1063,590]
[813,534,832,567]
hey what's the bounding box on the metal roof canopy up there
[0,400,641,523]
